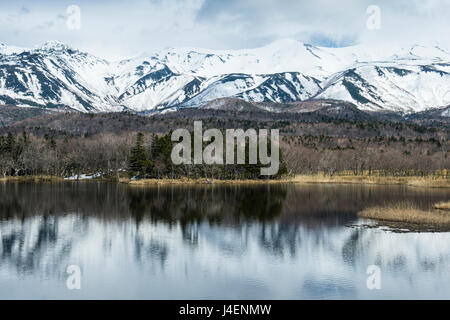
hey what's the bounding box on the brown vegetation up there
[120,174,450,188]
[434,201,450,210]
[358,202,450,229]
[290,174,450,188]
[124,178,290,186]
[0,175,63,182]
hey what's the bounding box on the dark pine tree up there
[129,132,153,177]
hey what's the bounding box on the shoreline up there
[287,175,450,188]
[0,175,449,188]
[122,175,450,188]
[0,175,64,183]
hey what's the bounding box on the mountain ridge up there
[1,39,450,114]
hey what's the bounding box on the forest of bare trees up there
[0,128,448,180]
[0,132,131,178]
[0,130,286,179]
[0,108,448,179]
[281,135,449,177]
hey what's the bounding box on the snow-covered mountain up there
[1,39,450,114]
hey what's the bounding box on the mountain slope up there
[316,64,450,112]
[1,40,450,114]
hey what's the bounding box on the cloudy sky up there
[0,0,449,60]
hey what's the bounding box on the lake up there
[0,182,449,299]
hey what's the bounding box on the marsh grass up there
[1,174,449,188]
[120,175,450,188]
[0,175,63,182]
[122,178,283,186]
[434,201,450,211]
[358,201,450,228]
[291,175,450,188]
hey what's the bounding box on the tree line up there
[128,131,288,179]
[0,131,287,180]
[0,129,448,180]
[282,135,449,177]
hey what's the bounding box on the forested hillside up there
[0,102,448,179]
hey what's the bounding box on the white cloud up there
[0,0,449,60]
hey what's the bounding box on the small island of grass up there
[434,201,450,211]
[358,201,450,231]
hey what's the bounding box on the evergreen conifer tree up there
[129,132,153,177]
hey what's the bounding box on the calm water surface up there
[0,182,449,299]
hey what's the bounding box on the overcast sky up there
[0,0,449,60]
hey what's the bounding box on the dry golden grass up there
[358,202,450,227]
[291,175,403,185]
[123,178,285,186]
[120,174,450,188]
[0,175,63,182]
[407,178,450,188]
[1,174,448,188]
[290,175,450,188]
[434,201,450,211]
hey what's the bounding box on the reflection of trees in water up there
[1,182,447,226]
[134,235,168,269]
[0,216,81,277]
[0,214,170,277]
[339,226,450,275]
[181,222,199,246]
[0,182,132,220]
[1,182,450,278]
[341,229,361,266]
[234,186,286,221]
[126,185,287,224]
[126,185,288,247]
[259,223,299,257]
[0,183,290,276]
[126,185,288,253]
